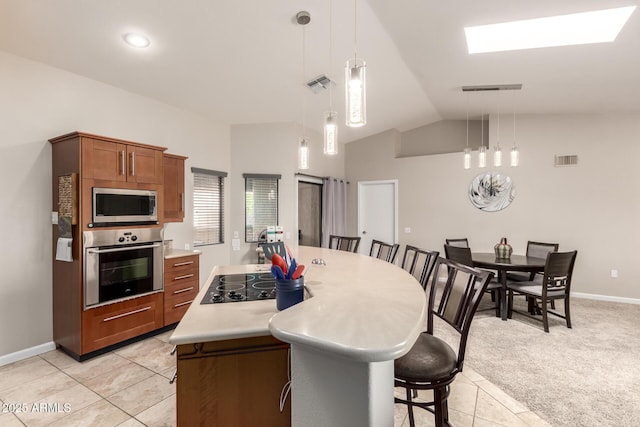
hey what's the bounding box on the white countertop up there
[164,248,201,259]
[169,246,427,362]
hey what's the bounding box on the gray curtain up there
[321,177,348,248]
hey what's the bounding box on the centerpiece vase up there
[494,237,512,259]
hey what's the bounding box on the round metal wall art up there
[469,172,515,212]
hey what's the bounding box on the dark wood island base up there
[176,335,291,426]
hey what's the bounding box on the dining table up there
[471,253,547,320]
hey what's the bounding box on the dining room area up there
[336,109,640,426]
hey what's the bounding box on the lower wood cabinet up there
[164,254,200,326]
[176,336,291,427]
[81,292,164,354]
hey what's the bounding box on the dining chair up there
[394,257,493,427]
[507,241,559,282]
[444,245,501,316]
[444,238,469,248]
[369,239,400,264]
[328,235,361,253]
[400,245,440,289]
[507,250,578,333]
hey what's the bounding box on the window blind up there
[192,168,226,246]
[244,174,280,242]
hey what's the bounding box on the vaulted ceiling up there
[1,0,638,143]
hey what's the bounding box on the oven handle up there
[87,243,161,254]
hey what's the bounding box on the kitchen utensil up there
[272,253,288,276]
[291,264,305,280]
[271,265,285,280]
[287,258,297,279]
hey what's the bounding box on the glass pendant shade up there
[463,148,471,169]
[324,111,338,155]
[299,138,309,170]
[478,146,487,168]
[510,146,519,167]
[345,58,366,127]
[494,145,503,167]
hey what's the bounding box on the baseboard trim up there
[573,292,640,305]
[0,341,56,367]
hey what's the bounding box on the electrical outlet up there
[611,269,618,278]
[233,231,239,239]
[184,243,190,250]
[404,227,411,234]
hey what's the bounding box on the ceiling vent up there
[306,75,334,93]
[555,155,578,167]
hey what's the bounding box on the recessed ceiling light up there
[123,33,151,48]
[465,6,636,54]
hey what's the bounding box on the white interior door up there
[357,180,398,255]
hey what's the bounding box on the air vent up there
[555,155,578,167]
[306,75,334,93]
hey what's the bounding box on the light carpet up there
[459,297,640,426]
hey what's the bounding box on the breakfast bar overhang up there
[270,247,427,426]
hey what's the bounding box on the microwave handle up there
[87,243,160,254]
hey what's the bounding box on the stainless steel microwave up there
[92,187,158,226]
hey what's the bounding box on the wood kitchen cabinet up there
[163,153,187,222]
[50,131,179,360]
[176,336,291,426]
[81,135,164,184]
[164,254,199,326]
[81,292,164,354]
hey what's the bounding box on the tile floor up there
[0,331,551,427]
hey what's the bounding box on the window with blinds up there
[244,174,281,242]
[192,168,226,246]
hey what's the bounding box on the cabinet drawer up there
[164,255,199,274]
[81,293,164,354]
[164,288,197,326]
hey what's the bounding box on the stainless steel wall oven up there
[83,228,163,309]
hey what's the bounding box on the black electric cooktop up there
[200,273,276,304]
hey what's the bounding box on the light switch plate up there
[51,211,58,225]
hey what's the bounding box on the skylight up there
[465,6,636,54]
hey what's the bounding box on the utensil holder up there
[275,277,304,311]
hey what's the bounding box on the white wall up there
[229,123,345,265]
[0,51,230,359]
[346,113,640,300]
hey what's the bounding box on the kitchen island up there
[170,246,427,426]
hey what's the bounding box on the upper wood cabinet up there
[163,153,187,222]
[81,135,165,185]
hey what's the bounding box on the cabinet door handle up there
[174,273,194,281]
[173,286,194,295]
[173,300,193,308]
[173,260,194,267]
[103,306,150,322]
[120,150,125,176]
[130,151,135,176]
[181,192,185,213]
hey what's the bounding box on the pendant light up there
[297,11,310,170]
[463,94,471,169]
[494,92,503,167]
[324,0,338,155]
[510,90,519,167]
[478,110,487,168]
[345,0,366,127]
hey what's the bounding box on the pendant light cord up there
[302,24,306,135]
[353,0,358,61]
[329,0,333,109]
[465,93,469,149]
